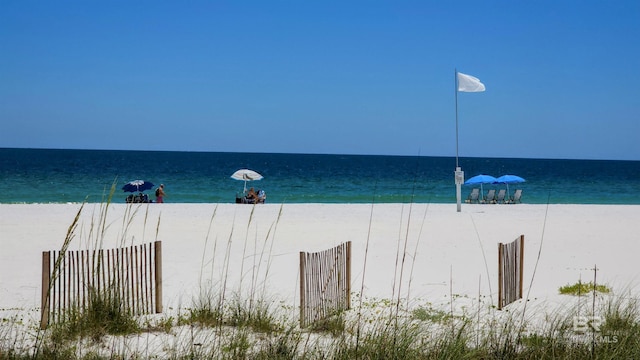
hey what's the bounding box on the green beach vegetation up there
[5,291,640,359]
[559,281,612,296]
[2,190,640,359]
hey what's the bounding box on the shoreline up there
[4,149,640,205]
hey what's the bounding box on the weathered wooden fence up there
[299,241,351,327]
[41,241,163,329]
[498,235,524,310]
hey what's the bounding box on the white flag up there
[457,72,485,92]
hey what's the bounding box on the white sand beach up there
[2,202,639,320]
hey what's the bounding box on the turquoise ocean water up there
[1,148,638,204]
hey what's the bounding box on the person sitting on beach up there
[246,187,257,203]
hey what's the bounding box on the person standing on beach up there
[155,184,166,203]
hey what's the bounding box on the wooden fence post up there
[519,235,524,299]
[497,242,503,310]
[299,251,306,327]
[346,241,352,310]
[154,241,163,313]
[40,251,51,329]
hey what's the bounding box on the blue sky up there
[1,1,639,160]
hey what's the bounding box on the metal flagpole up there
[455,68,459,168]
[454,69,464,212]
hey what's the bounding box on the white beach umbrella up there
[230,169,263,192]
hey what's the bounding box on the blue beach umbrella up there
[122,180,154,193]
[494,175,525,198]
[465,174,497,198]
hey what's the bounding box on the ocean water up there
[1,148,639,204]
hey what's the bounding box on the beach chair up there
[465,188,480,203]
[496,189,507,204]
[508,189,523,204]
[482,189,496,204]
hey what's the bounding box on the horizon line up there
[1,146,638,163]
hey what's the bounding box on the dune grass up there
[49,286,141,343]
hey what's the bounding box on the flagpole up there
[454,69,463,213]
[455,69,459,168]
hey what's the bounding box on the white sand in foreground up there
[1,203,639,320]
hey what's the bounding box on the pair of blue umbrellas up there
[464,174,525,198]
